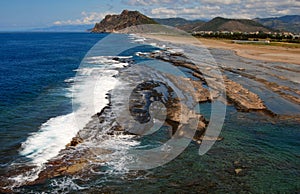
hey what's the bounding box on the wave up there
[15,55,131,183]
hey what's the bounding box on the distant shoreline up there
[141,34,300,65]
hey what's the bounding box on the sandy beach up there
[142,34,300,65]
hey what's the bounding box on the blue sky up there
[0,0,299,31]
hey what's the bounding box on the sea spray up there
[16,56,130,184]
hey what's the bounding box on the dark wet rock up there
[66,137,83,147]
[0,187,14,193]
[29,148,112,186]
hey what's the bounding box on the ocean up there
[0,32,299,193]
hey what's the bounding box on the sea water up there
[0,32,299,193]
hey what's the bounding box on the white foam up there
[97,134,140,174]
[133,38,146,43]
[128,34,146,43]
[64,78,74,83]
[149,42,158,47]
[49,177,87,193]
[167,48,184,54]
[17,55,129,184]
[86,56,131,68]
[135,51,149,56]
[20,113,78,164]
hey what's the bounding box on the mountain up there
[193,17,271,32]
[92,10,157,33]
[176,21,206,32]
[32,24,94,32]
[153,18,204,27]
[254,15,300,33]
[91,11,297,34]
[153,18,205,32]
[153,17,271,33]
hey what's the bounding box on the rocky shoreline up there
[2,37,299,192]
[25,47,273,184]
[141,48,270,113]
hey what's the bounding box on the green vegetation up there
[193,32,300,44]
[269,42,300,48]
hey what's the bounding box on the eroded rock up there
[224,77,266,111]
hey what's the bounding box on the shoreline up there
[141,33,300,117]
[1,32,299,193]
[141,34,300,65]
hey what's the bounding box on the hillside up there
[91,11,296,34]
[176,21,206,32]
[194,17,271,32]
[92,10,157,33]
[254,15,300,33]
[153,18,204,27]
[153,18,205,32]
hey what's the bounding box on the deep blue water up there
[0,32,106,165]
[0,32,299,193]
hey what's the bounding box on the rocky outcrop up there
[92,10,157,33]
[222,66,300,106]
[18,57,215,186]
[224,77,266,111]
[142,48,270,112]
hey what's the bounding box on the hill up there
[176,21,206,32]
[193,17,271,32]
[92,10,157,33]
[91,11,297,34]
[153,18,205,32]
[153,18,204,27]
[254,15,300,33]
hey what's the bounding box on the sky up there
[0,0,299,31]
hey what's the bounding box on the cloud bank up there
[53,0,299,26]
[53,12,115,25]
[124,0,300,19]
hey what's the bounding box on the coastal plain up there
[143,34,300,65]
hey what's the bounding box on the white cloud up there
[53,12,116,25]
[125,0,177,6]
[124,0,300,19]
[200,0,241,5]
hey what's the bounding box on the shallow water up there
[209,48,300,115]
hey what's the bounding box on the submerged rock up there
[235,168,243,175]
